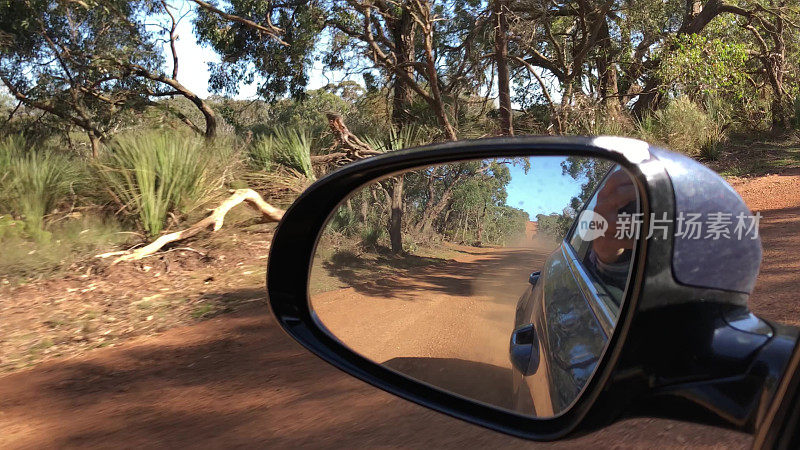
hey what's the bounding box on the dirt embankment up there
[731,169,800,326]
[0,170,797,448]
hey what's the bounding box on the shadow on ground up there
[383,357,514,410]
[319,247,550,303]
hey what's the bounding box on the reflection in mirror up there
[309,156,639,418]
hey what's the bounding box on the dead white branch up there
[97,189,284,265]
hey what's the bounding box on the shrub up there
[0,134,24,169]
[699,134,724,160]
[565,106,633,137]
[0,214,128,281]
[360,224,385,248]
[0,136,83,236]
[271,127,315,180]
[634,114,658,143]
[637,97,725,158]
[245,127,314,179]
[364,124,426,152]
[96,132,216,237]
[248,136,275,171]
[329,206,358,236]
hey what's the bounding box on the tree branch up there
[189,0,287,45]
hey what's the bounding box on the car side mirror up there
[267,136,800,443]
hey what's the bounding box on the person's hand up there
[591,169,636,264]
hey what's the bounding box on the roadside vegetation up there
[320,158,530,256]
[1,3,799,294]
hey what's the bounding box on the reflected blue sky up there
[505,157,584,219]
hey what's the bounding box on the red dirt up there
[731,169,800,326]
[0,170,798,448]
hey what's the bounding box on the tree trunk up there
[413,167,467,236]
[88,132,101,158]
[420,19,457,141]
[493,0,513,135]
[442,207,453,232]
[391,6,415,127]
[632,77,663,120]
[597,19,621,114]
[418,187,457,236]
[476,204,487,245]
[762,18,790,130]
[128,64,218,139]
[385,4,411,250]
[386,176,404,253]
[386,5,412,252]
[558,81,575,131]
[179,90,217,139]
[196,97,218,139]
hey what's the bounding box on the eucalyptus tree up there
[193,0,325,102]
[493,0,513,134]
[443,160,516,244]
[192,0,498,140]
[0,0,219,154]
[506,0,619,130]
[323,0,488,140]
[0,0,155,154]
[616,0,799,125]
[503,0,798,129]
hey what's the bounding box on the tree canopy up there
[1,0,798,146]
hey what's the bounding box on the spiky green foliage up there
[248,136,275,171]
[359,224,385,248]
[636,97,726,158]
[271,127,315,180]
[364,125,426,152]
[329,206,358,235]
[96,132,215,237]
[0,136,83,236]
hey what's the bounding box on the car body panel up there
[512,242,609,416]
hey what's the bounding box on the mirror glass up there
[309,155,639,418]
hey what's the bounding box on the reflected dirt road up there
[311,242,554,411]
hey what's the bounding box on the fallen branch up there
[97,189,284,264]
[311,113,382,168]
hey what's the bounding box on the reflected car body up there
[511,169,629,416]
[511,246,611,415]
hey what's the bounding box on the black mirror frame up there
[266,136,657,440]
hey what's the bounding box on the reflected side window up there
[567,166,638,306]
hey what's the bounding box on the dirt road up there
[312,243,552,410]
[1,170,799,448]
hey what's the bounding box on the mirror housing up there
[267,136,798,441]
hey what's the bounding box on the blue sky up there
[505,157,583,220]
